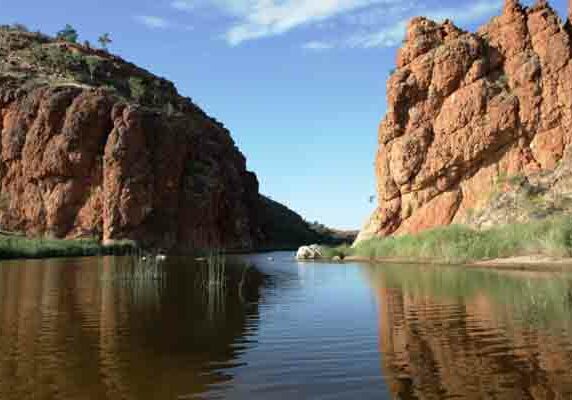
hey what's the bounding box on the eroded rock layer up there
[358,0,572,242]
[0,82,263,251]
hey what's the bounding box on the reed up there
[99,253,165,283]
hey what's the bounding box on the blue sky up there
[1,0,568,229]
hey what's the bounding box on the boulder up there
[296,244,323,260]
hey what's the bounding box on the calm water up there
[1,253,572,399]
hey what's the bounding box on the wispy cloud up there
[167,0,502,48]
[347,0,502,48]
[134,15,171,29]
[220,0,396,46]
[302,41,334,51]
[171,0,194,12]
[134,15,194,31]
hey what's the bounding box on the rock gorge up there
[358,0,572,242]
[0,27,331,251]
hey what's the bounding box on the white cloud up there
[221,0,398,45]
[167,0,502,48]
[134,15,171,29]
[302,41,334,51]
[347,20,406,48]
[134,15,194,31]
[171,0,194,11]
[347,0,502,48]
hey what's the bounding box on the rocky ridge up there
[358,0,572,242]
[0,27,335,251]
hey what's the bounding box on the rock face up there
[358,0,572,242]
[465,146,572,229]
[0,27,326,251]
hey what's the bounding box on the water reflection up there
[3,255,572,399]
[0,256,265,400]
[366,264,572,399]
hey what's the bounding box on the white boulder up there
[296,244,323,260]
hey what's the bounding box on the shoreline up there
[339,255,572,272]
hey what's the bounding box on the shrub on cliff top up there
[56,24,78,43]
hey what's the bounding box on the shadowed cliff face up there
[358,0,572,242]
[368,265,572,399]
[0,84,260,251]
[0,29,262,251]
[0,28,333,251]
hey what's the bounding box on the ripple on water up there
[1,256,572,399]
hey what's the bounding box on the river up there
[0,252,571,399]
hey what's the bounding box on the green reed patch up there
[0,235,137,260]
[327,217,572,264]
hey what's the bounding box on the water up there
[0,253,572,399]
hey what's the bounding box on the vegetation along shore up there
[316,217,572,268]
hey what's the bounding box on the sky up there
[1,0,568,229]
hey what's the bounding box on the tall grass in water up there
[197,252,259,321]
[332,216,572,264]
[99,252,165,284]
[206,251,227,289]
[198,251,228,322]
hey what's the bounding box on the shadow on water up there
[363,264,572,399]
[0,255,268,400]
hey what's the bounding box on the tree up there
[56,24,78,43]
[98,33,112,50]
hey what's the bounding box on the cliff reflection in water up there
[0,256,264,400]
[367,264,572,399]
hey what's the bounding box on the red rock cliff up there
[0,29,264,251]
[358,0,572,242]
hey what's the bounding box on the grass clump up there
[321,244,352,259]
[335,217,572,264]
[0,235,137,260]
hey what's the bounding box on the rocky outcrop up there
[358,0,572,242]
[0,82,260,251]
[465,146,572,229]
[0,27,326,251]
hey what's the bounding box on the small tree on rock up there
[98,33,112,50]
[56,24,78,43]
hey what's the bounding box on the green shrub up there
[322,244,353,259]
[98,33,112,50]
[128,76,147,102]
[56,24,78,43]
[85,55,102,81]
